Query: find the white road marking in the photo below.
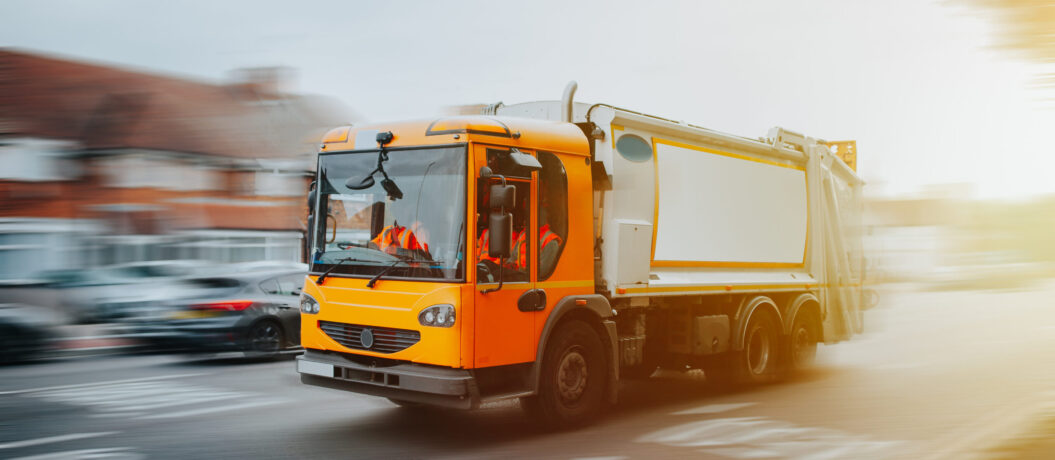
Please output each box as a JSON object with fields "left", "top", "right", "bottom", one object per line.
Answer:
{"left": 672, "top": 402, "right": 757, "bottom": 415}
{"left": 115, "top": 391, "right": 250, "bottom": 412}
{"left": 0, "top": 373, "right": 206, "bottom": 396}
{"left": 0, "top": 432, "right": 119, "bottom": 450}
{"left": 638, "top": 417, "right": 771, "bottom": 446}
{"left": 136, "top": 398, "right": 286, "bottom": 420}
{"left": 23, "top": 377, "right": 287, "bottom": 421}
{"left": 638, "top": 417, "right": 900, "bottom": 459}
{"left": 10, "top": 447, "right": 143, "bottom": 460}
{"left": 699, "top": 446, "right": 779, "bottom": 458}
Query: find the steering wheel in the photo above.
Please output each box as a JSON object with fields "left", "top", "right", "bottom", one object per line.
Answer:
{"left": 476, "top": 260, "right": 501, "bottom": 283}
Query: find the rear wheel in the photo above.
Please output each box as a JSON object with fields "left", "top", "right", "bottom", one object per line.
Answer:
{"left": 248, "top": 320, "right": 283, "bottom": 353}
{"left": 522, "top": 320, "right": 609, "bottom": 427}
{"left": 705, "top": 310, "right": 781, "bottom": 386}
{"left": 786, "top": 310, "right": 818, "bottom": 374}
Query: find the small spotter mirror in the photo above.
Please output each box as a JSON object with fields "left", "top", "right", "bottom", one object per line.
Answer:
{"left": 346, "top": 175, "right": 376, "bottom": 190}
{"left": 507, "top": 148, "right": 542, "bottom": 171}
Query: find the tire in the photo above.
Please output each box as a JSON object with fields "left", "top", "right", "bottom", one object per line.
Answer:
{"left": 705, "top": 310, "right": 781, "bottom": 386}
{"left": 785, "top": 310, "right": 818, "bottom": 374}
{"left": 521, "top": 319, "right": 609, "bottom": 428}
{"left": 247, "top": 320, "right": 284, "bottom": 353}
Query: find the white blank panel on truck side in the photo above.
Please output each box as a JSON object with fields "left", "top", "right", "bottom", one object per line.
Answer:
{"left": 652, "top": 140, "right": 808, "bottom": 267}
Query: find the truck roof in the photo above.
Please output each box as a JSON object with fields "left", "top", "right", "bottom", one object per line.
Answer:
{"left": 318, "top": 116, "right": 589, "bottom": 155}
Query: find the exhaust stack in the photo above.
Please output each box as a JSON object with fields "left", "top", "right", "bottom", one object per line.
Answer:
{"left": 561, "top": 81, "right": 578, "bottom": 123}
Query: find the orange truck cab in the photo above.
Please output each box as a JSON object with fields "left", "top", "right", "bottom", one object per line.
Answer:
{"left": 296, "top": 114, "right": 619, "bottom": 425}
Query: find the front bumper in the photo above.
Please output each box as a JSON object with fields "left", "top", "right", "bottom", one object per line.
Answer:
{"left": 297, "top": 349, "right": 477, "bottom": 409}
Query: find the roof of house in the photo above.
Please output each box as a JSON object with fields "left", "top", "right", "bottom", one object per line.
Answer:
{"left": 0, "top": 49, "right": 352, "bottom": 160}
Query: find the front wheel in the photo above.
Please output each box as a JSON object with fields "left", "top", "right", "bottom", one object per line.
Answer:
{"left": 522, "top": 320, "right": 609, "bottom": 428}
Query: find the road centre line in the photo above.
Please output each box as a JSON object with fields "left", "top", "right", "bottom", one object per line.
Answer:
{"left": 0, "top": 432, "right": 119, "bottom": 450}
{"left": 0, "top": 373, "right": 206, "bottom": 396}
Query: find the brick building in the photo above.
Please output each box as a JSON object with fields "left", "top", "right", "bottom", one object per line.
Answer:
{"left": 0, "top": 49, "right": 352, "bottom": 281}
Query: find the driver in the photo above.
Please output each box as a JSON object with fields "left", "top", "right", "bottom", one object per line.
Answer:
{"left": 371, "top": 221, "right": 429, "bottom": 257}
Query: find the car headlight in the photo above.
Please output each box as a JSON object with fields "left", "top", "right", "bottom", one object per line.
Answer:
{"left": 300, "top": 293, "right": 320, "bottom": 314}
{"left": 418, "top": 304, "right": 455, "bottom": 328}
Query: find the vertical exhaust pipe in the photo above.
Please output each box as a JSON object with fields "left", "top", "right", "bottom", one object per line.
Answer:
{"left": 561, "top": 81, "right": 578, "bottom": 123}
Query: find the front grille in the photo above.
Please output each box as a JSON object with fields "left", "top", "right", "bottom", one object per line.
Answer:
{"left": 319, "top": 321, "right": 420, "bottom": 354}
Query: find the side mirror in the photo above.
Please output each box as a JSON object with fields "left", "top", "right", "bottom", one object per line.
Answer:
{"left": 307, "top": 181, "right": 317, "bottom": 212}
{"left": 488, "top": 212, "right": 512, "bottom": 259}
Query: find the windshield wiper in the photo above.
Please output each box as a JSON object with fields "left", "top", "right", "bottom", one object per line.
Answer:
{"left": 316, "top": 257, "right": 372, "bottom": 285}
{"left": 366, "top": 257, "right": 438, "bottom": 288}
{"left": 366, "top": 260, "right": 402, "bottom": 289}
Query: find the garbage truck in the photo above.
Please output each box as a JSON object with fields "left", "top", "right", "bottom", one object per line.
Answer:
{"left": 296, "top": 82, "right": 866, "bottom": 426}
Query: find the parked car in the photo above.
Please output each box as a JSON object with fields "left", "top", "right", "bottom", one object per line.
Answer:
{"left": 11, "top": 261, "right": 221, "bottom": 324}
{"left": 128, "top": 269, "right": 306, "bottom": 355}
{"left": 0, "top": 303, "right": 59, "bottom": 364}
{"left": 1, "top": 269, "right": 127, "bottom": 324}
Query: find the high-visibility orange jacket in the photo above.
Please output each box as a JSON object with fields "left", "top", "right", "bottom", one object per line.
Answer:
{"left": 477, "top": 228, "right": 502, "bottom": 264}
{"left": 371, "top": 225, "right": 429, "bottom": 255}
{"left": 508, "top": 224, "right": 562, "bottom": 271}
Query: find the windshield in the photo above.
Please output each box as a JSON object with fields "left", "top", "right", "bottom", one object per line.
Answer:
{"left": 311, "top": 145, "right": 467, "bottom": 282}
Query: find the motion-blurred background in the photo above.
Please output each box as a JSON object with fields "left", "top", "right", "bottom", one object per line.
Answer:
{"left": 5, "top": 0, "right": 1055, "bottom": 346}
{"left": 3, "top": 1, "right": 1055, "bottom": 458}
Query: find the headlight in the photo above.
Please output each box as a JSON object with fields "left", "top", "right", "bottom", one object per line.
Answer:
{"left": 419, "top": 304, "right": 455, "bottom": 328}
{"left": 300, "top": 293, "right": 320, "bottom": 314}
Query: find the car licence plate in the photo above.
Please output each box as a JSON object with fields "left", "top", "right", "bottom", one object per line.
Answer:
{"left": 168, "top": 310, "right": 222, "bottom": 320}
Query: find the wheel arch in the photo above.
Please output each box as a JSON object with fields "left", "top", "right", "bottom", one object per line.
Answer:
{"left": 732, "top": 295, "right": 781, "bottom": 351}
{"left": 530, "top": 294, "right": 619, "bottom": 404}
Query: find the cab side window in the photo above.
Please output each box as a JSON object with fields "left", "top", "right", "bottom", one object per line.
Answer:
{"left": 537, "top": 152, "right": 568, "bottom": 280}
{"left": 476, "top": 149, "right": 531, "bottom": 283}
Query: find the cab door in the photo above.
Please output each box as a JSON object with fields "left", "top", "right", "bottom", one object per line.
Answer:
{"left": 473, "top": 145, "right": 537, "bottom": 368}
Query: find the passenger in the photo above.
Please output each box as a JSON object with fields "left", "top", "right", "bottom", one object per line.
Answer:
{"left": 507, "top": 224, "right": 562, "bottom": 272}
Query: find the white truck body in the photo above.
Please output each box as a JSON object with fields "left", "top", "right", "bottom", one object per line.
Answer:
{"left": 496, "top": 101, "right": 865, "bottom": 342}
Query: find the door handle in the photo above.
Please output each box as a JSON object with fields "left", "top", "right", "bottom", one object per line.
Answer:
{"left": 517, "top": 289, "right": 547, "bottom": 312}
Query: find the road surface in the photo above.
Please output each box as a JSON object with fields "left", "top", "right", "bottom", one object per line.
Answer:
{"left": 2, "top": 283, "right": 1054, "bottom": 459}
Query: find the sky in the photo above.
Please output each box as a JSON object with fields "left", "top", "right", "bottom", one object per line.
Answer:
{"left": 2, "top": 0, "right": 1054, "bottom": 199}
